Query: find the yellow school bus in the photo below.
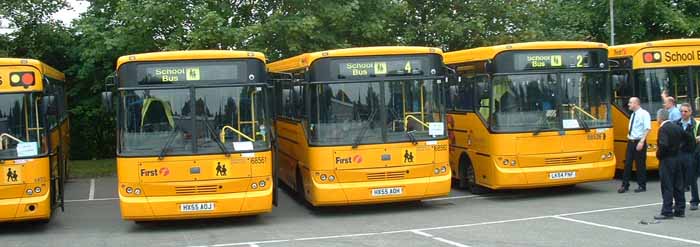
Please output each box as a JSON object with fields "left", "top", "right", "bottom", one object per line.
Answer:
{"left": 108, "top": 51, "right": 273, "bottom": 221}
{"left": 0, "top": 58, "right": 70, "bottom": 222}
{"left": 268, "top": 47, "right": 451, "bottom": 206}
{"left": 444, "top": 42, "right": 616, "bottom": 193}
{"left": 610, "top": 39, "right": 700, "bottom": 171}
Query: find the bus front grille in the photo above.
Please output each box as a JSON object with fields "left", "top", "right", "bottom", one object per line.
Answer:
{"left": 367, "top": 171, "right": 406, "bottom": 180}
{"left": 175, "top": 185, "right": 219, "bottom": 194}
{"left": 544, "top": 157, "right": 579, "bottom": 165}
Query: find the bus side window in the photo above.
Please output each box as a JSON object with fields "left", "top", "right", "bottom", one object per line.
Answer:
{"left": 281, "top": 83, "right": 295, "bottom": 118}
{"left": 454, "top": 76, "right": 474, "bottom": 111}
{"left": 293, "top": 85, "right": 305, "bottom": 119}
{"left": 611, "top": 70, "right": 632, "bottom": 115}
{"left": 474, "top": 75, "right": 490, "bottom": 122}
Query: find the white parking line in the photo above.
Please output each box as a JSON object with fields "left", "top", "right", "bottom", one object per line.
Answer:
{"left": 190, "top": 202, "right": 663, "bottom": 247}
{"left": 553, "top": 216, "right": 700, "bottom": 245}
{"left": 210, "top": 240, "right": 289, "bottom": 247}
{"left": 65, "top": 197, "right": 118, "bottom": 203}
{"left": 411, "top": 230, "right": 471, "bottom": 247}
{"left": 89, "top": 178, "right": 95, "bottom": 200}
{"left": 410, "top": 230, "right": 433, "bottom": 237}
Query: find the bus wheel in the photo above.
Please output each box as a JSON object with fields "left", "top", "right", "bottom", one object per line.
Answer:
{"left": 295, "top": 169, "right": 307, "bottom": 202}
{"left": 461, "top": 158, "right": 488, "bottom": 195}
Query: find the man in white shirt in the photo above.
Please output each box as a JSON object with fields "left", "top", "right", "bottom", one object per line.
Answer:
{"left": 619, "top": 97, "right": 652, "bottom": 193}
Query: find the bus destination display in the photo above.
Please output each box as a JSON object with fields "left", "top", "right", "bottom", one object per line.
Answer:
{"left": 506, "top": 50, "right": 605, "bottom": 71}
{"left": 337, "top": 58, "right": 423, "bottom": 79}
{"left": 135, "top": 61, "right": 240, "bottom": 84}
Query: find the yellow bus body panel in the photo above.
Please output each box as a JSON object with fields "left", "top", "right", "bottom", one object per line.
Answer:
{"left": 275, "top": 120, "right": 451, "bottom": 207}
{"left": 447, "top": 112, "right": 615, "bottom": 189}
{"left": 0, "top": 157, "right": 52, "bottom": 222}
{"left": 117, "top": 151, "right": 273, "bottom": 221}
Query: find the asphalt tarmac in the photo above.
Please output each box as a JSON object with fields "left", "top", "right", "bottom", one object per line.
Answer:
{"left": 1, "top": 175, "right": 699, "bottom": 247}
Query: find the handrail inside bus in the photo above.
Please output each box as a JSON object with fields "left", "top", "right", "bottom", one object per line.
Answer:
{"left": 220, "top": 126, "right": 255, "bottom": 143}
{"left": 404, "top": 115, "right": 429, "bottom": 130}
{"left": 563, "top": 104, "right": 598, "bottom": 120}
{"left": 0, "top": 133, "right": 23, "bottom": 150}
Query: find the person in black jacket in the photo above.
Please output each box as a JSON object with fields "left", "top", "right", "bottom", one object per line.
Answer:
{"left": 655, "top": 108, "right": 686, "bottom": 219}
{"left": 677, "top": 103, "right": 700, "bottom": 211}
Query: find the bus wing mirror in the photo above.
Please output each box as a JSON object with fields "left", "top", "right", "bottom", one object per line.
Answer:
{"left": 102, "top": 91, "right": 113, "bottom": 113}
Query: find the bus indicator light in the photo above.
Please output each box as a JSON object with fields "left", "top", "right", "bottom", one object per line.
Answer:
{"left": 21, "top": 73, "right": 34, "bottom": 85}
{"left": 9, "top": 72, "right": 34, "bottom": 87}
{"left": 643, "top": 52, "right": 661, "bottom": 63}
{"left": 10, "top": 74, "right": 20, "bottom": 84}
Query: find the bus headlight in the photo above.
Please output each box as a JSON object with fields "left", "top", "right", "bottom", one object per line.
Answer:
{"left": 34, "top": 187, "right": 42, "bottom": 194}
{"left": 134, "top": 188, "right": 142, "bottom": 195}
{"left": 602, "top": 152, "right": 614, "bottom": 160}
{"left": 502, "top": 159, "right": 509, "bottom": 165}
{"left": 434, "top": 168, "right": 440, "bottom": 174}
{"left": 125, "top": 187, "right": 133, "bottom": 194}
{"left": 440, "top": 166, "right": 447, "bottom": 173}
{"left": 328, "top": 175, "right": 335, "bottom": 182}
{"left": 510, "top": 160, "right": 517, "bottom": 166}
{"left": 26, "top": 189, "right": 33, "bottom": 195}
{"left": 320, "top": 174, "right": 327, "bottom": 181}
{"left": 251, "top": 183, "right": 258, "bottom": 189}
{"left": 259, "top": 180, "right": 266, "bottom": 188}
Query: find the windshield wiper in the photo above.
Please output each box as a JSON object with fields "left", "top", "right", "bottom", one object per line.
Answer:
{"left": 201, "top": 115, "right": 230, "bottom": 156}
{"left": 352, "top": 108, "right": 379, "bottom": 149}
{"left": 158, "top": 127, "right": 180, "bottom": 160}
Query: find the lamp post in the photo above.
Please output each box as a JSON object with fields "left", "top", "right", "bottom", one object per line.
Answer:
{"left": 610, "top": 0, "right": 615, "bottom": 45}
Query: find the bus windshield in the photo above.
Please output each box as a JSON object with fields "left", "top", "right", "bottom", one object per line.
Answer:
{"left": 0, "top": 93, "right": 45, "bottom": 159}
{"left": 635, "top": 67, "right": 692, "bottom": 118}
{"left": 308, "top": 79, "right": 444, "bottom": 145}
{"left": 119, "top": 86, "right": 269, "bottom": 156}
{"left": 491, "top": 72, "right": 610, "bottom": 132}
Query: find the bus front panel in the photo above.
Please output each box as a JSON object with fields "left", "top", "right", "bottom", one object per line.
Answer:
{"left": 0, "top": 157, "right": 52, "bottom": 222}
{"left": 117, "top": 152, "right": 273, "bottom": 220}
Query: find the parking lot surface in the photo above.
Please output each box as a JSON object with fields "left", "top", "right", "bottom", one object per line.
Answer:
{"left": 1, "top": 175, "right": 699, "bottom": 247}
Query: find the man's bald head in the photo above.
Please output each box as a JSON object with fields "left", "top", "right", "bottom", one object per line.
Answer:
{"left": 664, "top": 97, "right": 676, "bottom": 110}
{"left": 628, "top": 97, "right": 641, "bottom": 111}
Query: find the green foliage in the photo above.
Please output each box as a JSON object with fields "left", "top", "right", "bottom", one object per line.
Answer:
{"left": 1, "top": 0, "right": 699, "bottom": 159}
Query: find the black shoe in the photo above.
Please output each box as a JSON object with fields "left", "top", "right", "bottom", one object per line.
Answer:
{"left": 654, "top": 214, "right": 673, "bottom": 220}
{"left": 690, "top": 204, "right": 698, "bottom": 211}
{"left": 674, "top": 212, "right": 685, "bottom": 218}
{"left": 634, "top": 187, "right": 646, "bottom": 193}
{"left": 617, "top": 187, "right": 628, "bottom": 193}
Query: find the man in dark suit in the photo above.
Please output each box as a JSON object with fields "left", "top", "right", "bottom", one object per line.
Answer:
{"left": 655, "top": 108, "right": 686, "bottom": 220}
{"left": 675, "top": 103, "right": 699, "bottom": 210}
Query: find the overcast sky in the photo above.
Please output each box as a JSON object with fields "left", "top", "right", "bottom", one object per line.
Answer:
{"left": 53, "top": 0, "right": 89, "bottom": 26}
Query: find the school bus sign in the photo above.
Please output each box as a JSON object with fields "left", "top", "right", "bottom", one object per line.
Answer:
{"left": 633, "top": 46, "right": 700, "bottom": 68}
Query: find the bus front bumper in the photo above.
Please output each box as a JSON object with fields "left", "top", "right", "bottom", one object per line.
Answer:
{"left": 486, "top": 159, "right": 616, "bottom": 190}
{"left": 307, "top": 173, "right": 451, "bottom": 206}
{"left": 0, "top": 193, "right": 51, "bottom": 222}
{"left": 119, "top": 187, "right": 273, "bottom": 221}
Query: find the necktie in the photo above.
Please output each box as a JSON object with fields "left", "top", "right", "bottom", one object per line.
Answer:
{"left": 628, "top": 112, "right": 636, "bottom": 135}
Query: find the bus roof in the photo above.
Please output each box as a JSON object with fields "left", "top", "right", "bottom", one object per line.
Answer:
{"left": 0, "top": 58, "right": 65, "bottom": 81}
{"left": 116, "top": 50, "right": 267, "bottom": 70}
{"left": 444, "top": 41, "right": 608, "bottom": 65}
{"left": 268, "top": 46, "right": 443, "bottom": 73}
{"left": 609, "top": 38, "right": 700, "bottom": 58}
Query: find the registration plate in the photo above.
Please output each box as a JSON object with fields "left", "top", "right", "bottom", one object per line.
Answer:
{"left": 549, "top": 171, "right": 576, "bottom": 180}
{"left": 180, "top": 202, "right": 215, "bottom": 212}
{"left": 371, "top": 187, "right": 403, "bottom": 197}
